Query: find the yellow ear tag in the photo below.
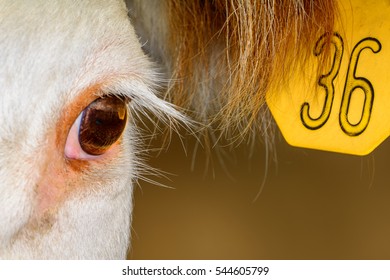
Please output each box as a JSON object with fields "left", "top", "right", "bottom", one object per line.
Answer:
{"left": 266, "top": 0, "right": 390, "bottom": 155}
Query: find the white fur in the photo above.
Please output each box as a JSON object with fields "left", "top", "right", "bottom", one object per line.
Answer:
{"left": 0, "top": 0, "right": 182, "bottom": 259}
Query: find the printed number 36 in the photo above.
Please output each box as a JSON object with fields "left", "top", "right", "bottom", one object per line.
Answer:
{"left": 300, "top": 33, "right": 382, "bottom": 136}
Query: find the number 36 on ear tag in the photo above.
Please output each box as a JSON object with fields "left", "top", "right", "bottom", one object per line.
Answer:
{"left": 266, "top": 0, "right": 390, "bottom": 155}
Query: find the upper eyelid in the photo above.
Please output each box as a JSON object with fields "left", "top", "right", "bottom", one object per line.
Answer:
{"left": 90, "top": 79, "right": 147, "bottom": 103}
{"left": 93, "top": 88, "right": 131, "bottom": 100}
{"left": 74, "top": 77, "right": 188, "bottom": 126}
{"left": 70, "top": 81, "right": 135, "bottom": 113}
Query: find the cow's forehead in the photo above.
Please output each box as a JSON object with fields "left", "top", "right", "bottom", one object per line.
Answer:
{"left": 0, "top": 0, "right": 146, "bottom": 141}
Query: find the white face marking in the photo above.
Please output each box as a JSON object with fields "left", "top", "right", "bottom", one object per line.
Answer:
{"left": 0, "top": 0, "right": 178, "bottom": 259}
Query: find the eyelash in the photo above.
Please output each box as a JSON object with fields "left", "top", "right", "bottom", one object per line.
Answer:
{"left": 64, "top": 96, "right": 129, "bottom": 160}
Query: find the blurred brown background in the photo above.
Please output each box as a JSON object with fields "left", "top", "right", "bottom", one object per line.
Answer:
{"left": 128, "top": 127, "right": 390, "bottom": 259}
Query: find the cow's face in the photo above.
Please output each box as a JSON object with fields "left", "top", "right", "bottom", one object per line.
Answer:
{"left": 0, "top": 0, "right": 179, "bottom": 259}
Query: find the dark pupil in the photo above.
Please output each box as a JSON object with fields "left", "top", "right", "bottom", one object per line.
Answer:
{"left": 78, "top": 96, "right": 128, "bottom": 155}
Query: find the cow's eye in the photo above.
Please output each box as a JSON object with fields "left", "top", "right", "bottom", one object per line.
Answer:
{"left": 65, "top": 96, "right": 129, "bottom": 159}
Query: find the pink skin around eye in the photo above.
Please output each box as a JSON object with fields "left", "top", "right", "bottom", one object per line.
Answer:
{"left": 64, "top": 112, "right": 100, "bottom": 160}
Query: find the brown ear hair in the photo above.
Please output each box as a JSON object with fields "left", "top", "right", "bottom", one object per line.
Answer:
{"left": 130, "top": 0, "right": 338, "bottom": 139}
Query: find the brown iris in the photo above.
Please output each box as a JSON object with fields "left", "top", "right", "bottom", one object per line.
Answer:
{"left": 78, "top": 96, "right": 128, "bottom": 156}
